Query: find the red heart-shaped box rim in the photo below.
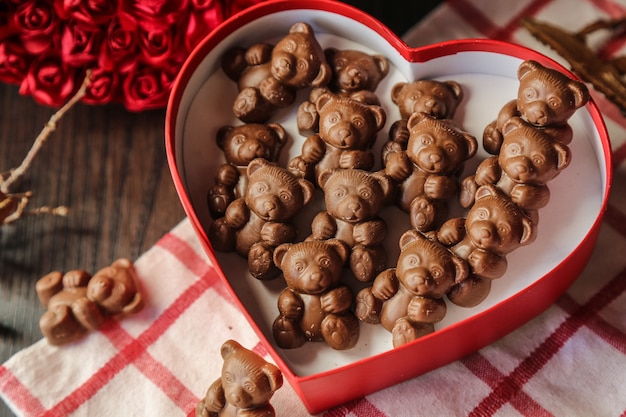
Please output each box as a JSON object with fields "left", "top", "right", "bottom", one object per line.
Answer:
{"left": 165, "top": 0, "right": 613, "bottom": 413}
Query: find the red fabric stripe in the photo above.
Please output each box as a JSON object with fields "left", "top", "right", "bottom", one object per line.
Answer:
{"left": 447, "top": 0, "right": 500, "bottom": 38}
{"left": 461, "top": 354, "right": 552, "bottom": 416}
{"left": 322, "top": 397, "right": 387, "bottom": 417}
{"left": 0, "top": 365, "right": 47, "bottom": 416}
{"left": 469, "top": 265, "right": 626, "bottom": 416}
{"left": 496, "top": 0, "right": 554, "bottom": 41}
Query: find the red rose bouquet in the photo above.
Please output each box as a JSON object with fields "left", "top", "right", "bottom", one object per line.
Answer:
{"left": 0, "top": 0, "right": 266, "bottom": 111}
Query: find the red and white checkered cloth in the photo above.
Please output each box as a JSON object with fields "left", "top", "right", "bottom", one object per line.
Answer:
{"left": 2, "top": 0, "right": 626, "bottom": 415}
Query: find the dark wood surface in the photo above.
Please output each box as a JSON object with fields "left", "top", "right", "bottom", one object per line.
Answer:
{"left": 0, "top": 2, "right": 440, "bottom": 415}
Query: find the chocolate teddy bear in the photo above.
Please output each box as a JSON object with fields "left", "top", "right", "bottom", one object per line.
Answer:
{"left": 432, "top": 185, "right": 536, "bottom": 307}
{"left": 355, "top": 229, "right": 469, "bottom": 347}
{"left": 36, "top": 258, "right": 143, "bottom": 345}
{"left": 272, "top": 239, "right": 359, "bottom": 350}
{"left": 384, "top": 112, "right": 477, "bottom": 232}
{"left": 459, "top": 117, "right": 572, "bottom": 216}
{"left": 288, "top": 92, "right": 386, "bottom": 184}
{"left": 309, "top": 168, "right": 393, "bottom": 282}
{"left": 221, "top": 22, "right": 331, "bottom": 123}
{"left": 208, "top": 123, "right": 287, "bottom": 219}
{"left": 196, "top": 339, "right": 283, "bottom": 417}
{"left": 297, "top": 48, "right": 389, "bottom": 135}
{"left": 382, "top": 79, "right": 464, "bottom": 161}
{"left": 482, "top": 59, "right": 589, "bottom": 155}
{"left": 208, "top": 158, "right": 315, "bottom": 280}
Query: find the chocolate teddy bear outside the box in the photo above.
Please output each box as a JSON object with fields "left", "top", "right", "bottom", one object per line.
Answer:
{"left": 221, "top": 22, "right": 332, "bottom": 123}
{"left": 196, "top": 340, "right": 283, "bottom": 417}
{"left": 297, "top": 48, "right": 390, "bottom": 135}
{"left": 208, "top": 123, "right": 288, "bottom": 219}
{"left": 355, "top": 229, "right": 469, "bottom": 348}
{"left": 459, "top": 116, "right": 572, "bottom": 217}
{"left": 432, "top": 185, "right": 536, "bottom": 308}
{"left": 288, "top": 92, "right": 386, "bottom": 184}
{"left": 482, "top": 59, "right": 589, "bottom": 155}
{"left": 309, "top": 168, "right": 393, "bottom": 282}
{"left": 208, "top": 158, "right": 315, "bottom": 280}
{"left": 384, "top": 112, "right": 478, "bottom": 232}
{"left": 36, "top": 258, "right": 144, "bottom": 345}
{"left": 382, "top": 79, "right": 464, "bottom": 162}
{"left": 272, "top": 239, "right": 360, "bottom": 350}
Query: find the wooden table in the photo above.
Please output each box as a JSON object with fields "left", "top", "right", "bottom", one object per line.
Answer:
{"left": 0, "top": 2, "right": 439, "bottom": 415}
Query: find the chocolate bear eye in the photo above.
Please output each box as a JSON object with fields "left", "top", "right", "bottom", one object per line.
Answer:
{"left": 524, "top": 87, "right": 537, "bottom": 100}
{"left": 284, "top": 39, "right": 296, "bottom": 52}
{"left": 334, "top": 187, "right": 346, "bottom": 198}
{"left": 328, "top": 111, "right": 341, "bottom": 124}
{"left": 233, "top": 134, "right": 245, "bottom": 144}
{"left": 476, "top": 208, "right": 489, "bottom": 219}
{"left": 420, "top": 135, "right": 433, "bottom": 146}
{"left": 532, "top": 153, "right": 546, "bottom": 166}
{"left": 296, "top": 58, "right": 308, "bottom": 71}
{"left": 294, "top": 261, "right": 305, "bottom": 272}
{"left": 506, "top": 143, "right": 521, "bottom": 155}
{"left": 243, "top": 381, "right": 256, "bottom": 392}
{"left": 445, "top": 142, "right": 458, "bottom": 154}
{"left": 498, "top": 222, "right": 511, "bottom": 236}
{"left": 359, "top": 187, "right": 372, "bottom": 199}
{"left": 430, "top": 266, "right": 443, "bottom": 279}
{"left": 279, "top": 191, "right": 291, "bottom": 201}
{"left": 319, "top": 256, "right": 331, "bottom": 268}
{"left": 351, "top": 116, "right": 365, "bottom": 128}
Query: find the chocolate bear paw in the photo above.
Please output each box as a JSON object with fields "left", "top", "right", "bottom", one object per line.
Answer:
{"left": 321, "top": 314, "right": 359, "bottom": 350}
{"left": 233, "top": 88, "right": 273, "bottom": 123}
{"left": 354, "top": 287, "right": 382, "bottom": 324}
{"left": 482, "top": 121, "right": 503, "bottom": 155}
{"left": 350, "top": 247, "right": 376, "bottom": 282}
{"left": 248, "top": 243, "right": 280, "bottom": 280}
{"left": 207, "top": 185, "right": 233, "bottom": 219}
{"left": 459, "top": 176, "right": 478, "bottom": 209}
{"left": 391, "top": 317, "right": 434, "bottom": 348}
{"left": 272, "top": 317, "right": 305, "bottom": 349}
{"left": 296, "top": 101, "right": 319, "bottom": 135}
{"left": 409, "top": 197, "right": 436, "bottom": 232}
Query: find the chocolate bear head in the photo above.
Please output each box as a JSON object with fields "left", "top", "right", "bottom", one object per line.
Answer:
{"left": 405, "top": 112, "right": 478, "bottom": 175}
{"left": 216, "top": 123, "right": 287, "bottom": 166}
{"left": 516, "top": 60, "right": 589, "bottom": 127}
{"left": 219, "top": 339, "right": 283, "bottom": 411}
{"left": 271, "top": 22, "right": 331, "bottom": 88}
{"left": 499, "top": 117, "right": 571, "bottom": 186}
{"left": 318, "top": 168, "right": 393, "bottom": 223}
{"left": 274, "top": 239, "right": 349, "bottom": 295}
{"left": 244, "top": 158, "right": 315, "bottom": 221}
{"left": 466, "top": 185, "right": 536, "bottom": 255}
{"left": 396, "top": 230, "right": 469, "bottom": 298}
{"left": 86, "top": 258, "right": 143, "bottom": 316}
{"left": 391, "top": 79, "right": 464, "bottom": 120}
{"left": 325, "top": 47, "right": 389, "bottom": 94}
{"left": 316, "top": 93, "right": 386, "bottom": 149}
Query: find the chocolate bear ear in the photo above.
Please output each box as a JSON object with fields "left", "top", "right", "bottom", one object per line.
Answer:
{"left": 373, "top": 54, "right": 390, "bottom": 77}
{"left": 289, "top": 21, "right": 313, "bottom": 35}
{"left": 246, "top": 158, "right": 270, "bottom": 176}
{"left": 567, "top": 79, "right": 590, "bottom": 109}
{"left": 398, "top": 229, "right": 423, "bottom": 250}
{"left": 452, "top": 255, "right": 470, "bottom": 284}
{"left": 519, "top": 215, "right": 536, "bottom": 247}
{"left": 273, "top": 243, "right": 293, "bottom": 269}
{"left": 122, "top": 293, "right": 144, "bottom": 315}
{"left": 517, "top": 59, "right": 541, "bottom": 80}
{"left": 406, "top": 111, "right": 430, "bottom": 130}
{"left": 216, "top": 125, "right": 234, "bottom": 151}
{"left": 554, "top": 142, "right": 572, "bottom": 171}
{"left": 327, "top": 239, "right": 350, "bottom": 263}
{"left": 368, "top": 104, "right": 387, "bottom": 131}
{"left": 501, "top": 116, "right": 526, "bottom": 136}
{"left": 262, "top": 362, "right": 283, "bottom": 392}
{"left": 298, "top": 178, "right": 315, "bottom": 206}
{"left": 220, "top": 339, "right": 242, "bottom": 358}
{"left": 390, "top": 82, "right": 408, "bottom": 105}
{"left": 317, "top": 168, "right": 337, "bottom": 189}
{"left": 445, "top": 80, "right": 464, "bottom": 102}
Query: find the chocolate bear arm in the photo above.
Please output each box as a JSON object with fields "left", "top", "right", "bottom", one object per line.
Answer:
{"left": 371, "top": 268, "right": 399, "bottom": 300}
{"left": 407, "top": 297, "right": 447, "bottom": 324}
{"left": 260, "top": 222, "right": 297, "bottom": 246}
{"left": 510, "top": 183, "right": 551, "bottom": 210}
{"left": 474, "top": 156, "right": 502, "bottom": 186}
{"left": 214, "top": 164, "right": 240, "bottom": 187}
{"left": 223, "top": 198, "right": 250, "bottom": 229}
{"left": 384, "top": 149, "right": 412, "bottom": 182}
{"left": 310, "top": 211, "right": 337, "bottom": 240}
{"left": 321, "top": 286, "right": 353, "bottom": 314}
{"left": 435, "top": 217, "right": 466, "bottom": 246}
{"left": 244, "top": 43, "right": 273, "bottom": 65}
{"left": 203, "top": 378, "right": 226, "bottom": 413}
{"left": 468, "top": 249, "right": 508, "bottom": 280}
{"left": 277, "top": 288, "right": 304, "bottom": 319}
{"left": 388, "top": 119, "right": 410, "bottom": 147}
{"left": 447, "top": 275, "right": 492, "bottom": 308}
{"left": 300, "top": 134, "right": 326, "bottom": 164}
{"left": 496, "top": 99, "right": 520, "bottom": 129}
{"left": 423, "top": 174, "right": 458, "bottom": 200}
{"left": 353, "top": 219, "right": 387, "bottom": 245}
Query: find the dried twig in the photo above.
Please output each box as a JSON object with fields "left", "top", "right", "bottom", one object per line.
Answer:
{"left": 0, "top": 70, "right": 92, "bottom": 225}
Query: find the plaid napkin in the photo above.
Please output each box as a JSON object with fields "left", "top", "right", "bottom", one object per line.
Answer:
{"left": 2, "top": 0, "right": 626, "bottom": 416}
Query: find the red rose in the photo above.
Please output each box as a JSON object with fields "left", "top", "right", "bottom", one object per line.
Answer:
{"left": 137, "top": 17, "right": 181, "bottom": 66}
{"left": 14, "top": 1, "right": 59, "bottom": 55}
{"left": 123, "top": 0, "right": 188, "bottom": 25}
{"left": 121, "top": 63, "right": 174, "bottom": 111}
{"left": 61, "top": 19, "right": 104, "bottom": 68}
{"left": 186, "top": 0, "right": 223, "bottom": 51}
{"left": 99, "top": 15, "right": 138, "bottom": 72}
{"left": 53, "top": 0, "right": 118, "bottom": 25}
{"left": 0, "top": 37, "right": 32, "bottom": 84}
{"left": 82, "top": 67, "right": 119, "bottom": 105}
{"left": 19, "top": 52, "right": 80, "bottom": 107}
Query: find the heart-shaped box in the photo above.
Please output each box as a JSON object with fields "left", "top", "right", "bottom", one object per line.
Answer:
{"left": 165, "top": 0, "right": 612, "bottom": 413}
